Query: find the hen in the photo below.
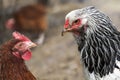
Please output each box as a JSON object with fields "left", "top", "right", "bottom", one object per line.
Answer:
{"left": 6, "top": 4, "right": 47, "bottom": 44}
{"left": 62, "top": 6, "right": 120, "bottom": 80}
{"left": 0, "top": 31, "right": 36, "bottom": 80}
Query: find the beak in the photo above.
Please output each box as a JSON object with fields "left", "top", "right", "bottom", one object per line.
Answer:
{"left": 27, "top": 42, "right": 37, "bottom": 48}
{"left": 61, "top": 28, "right": 73, "bottom": 36}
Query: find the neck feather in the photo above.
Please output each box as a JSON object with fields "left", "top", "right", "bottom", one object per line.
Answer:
{"left": 75, "top": 27, "right": 120, "bottom": 77}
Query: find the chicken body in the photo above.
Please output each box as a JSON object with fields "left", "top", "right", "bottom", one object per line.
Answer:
{"left": 13, "top": 4, "right": 47, "bottom": 32}
{"left": 0, "top": 32, "right": 36, "bottom": 80}
{"left": 6, "top": 4, "right": 48, "bottom": 44}
{"left": 63, "top": 6, "right": 120, "bottom": 80}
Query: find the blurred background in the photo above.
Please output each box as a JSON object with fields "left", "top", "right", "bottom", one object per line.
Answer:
{"left": 0, "top": 0, "right": 120, "bottom": 80}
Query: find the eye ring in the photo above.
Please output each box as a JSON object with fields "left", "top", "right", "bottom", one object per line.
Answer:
{"left": 19, "top": 43, "right": 23, "bottom": 46}
{"left": 74, "top": 20, "right": 79, "bottom": 23}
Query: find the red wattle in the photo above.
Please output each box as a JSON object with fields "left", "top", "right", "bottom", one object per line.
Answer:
{"left": 22, "top": 50, "right": 32, "bottom": 60}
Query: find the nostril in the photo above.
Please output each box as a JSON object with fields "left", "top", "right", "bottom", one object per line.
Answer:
{"left": 12, "top": 48, "right": 18, "bottom": 52}
{"left": 65, "top": 28, "right": 68, "bottom": 29}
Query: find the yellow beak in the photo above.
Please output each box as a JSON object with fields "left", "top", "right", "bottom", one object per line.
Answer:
{"left": 27, "top": 42, "right": 37, "bottom": 48}
{"left": 61, "top": 28, "right": 73, "bottom": 36}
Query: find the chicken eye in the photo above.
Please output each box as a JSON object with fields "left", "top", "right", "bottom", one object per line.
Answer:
{"left": 19, "top": 43, "right": 23, "bottom": 47}
{"left": 72, "top": 19, "right": 80, "bottom": 26}
{"left": 74, "top": 19, "right": 79, "bottom": 24}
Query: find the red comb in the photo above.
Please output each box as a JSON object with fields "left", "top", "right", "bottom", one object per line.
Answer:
{"left": 12, "top": 31, "right": 30, "bottom": 41}
{"left": 64, "top": 18, "right": 69, "bottom": 29}
{"left": 5, "top": 18, "right": 15, "bottom": 30}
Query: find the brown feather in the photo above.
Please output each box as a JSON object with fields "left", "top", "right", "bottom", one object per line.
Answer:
{"left": 13, "top": 4, "right": 47, "bottom": 33}
{"left": 0, "top": 39, "right": 36, "bottom": 80}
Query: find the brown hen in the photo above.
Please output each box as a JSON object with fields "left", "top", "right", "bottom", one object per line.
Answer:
{"left": 6, "top": 4, "right": 48, "bottom": 44}
{"left": 0, "top": 31, "right": 36, "bottom": 80}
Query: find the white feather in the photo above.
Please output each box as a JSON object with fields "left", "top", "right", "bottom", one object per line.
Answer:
{"left": 84, "top": 60, "right": 120, "bottom": 80}
{"left": 81, "top": 18, "right": 88, "bottom": 25}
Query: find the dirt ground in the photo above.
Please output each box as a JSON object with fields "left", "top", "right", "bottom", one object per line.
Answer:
{"left": 26, "top": 0, "right": 120, "bottom": 80}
